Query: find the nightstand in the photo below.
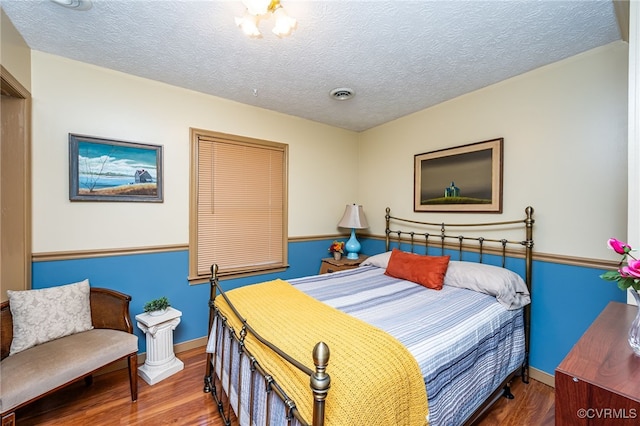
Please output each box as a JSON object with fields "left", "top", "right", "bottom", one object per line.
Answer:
{"left": 555, "top": 302, "right": 640, "bottom": 425}
{"left": 319, "top": 255, "right": 368, "bottom": 274}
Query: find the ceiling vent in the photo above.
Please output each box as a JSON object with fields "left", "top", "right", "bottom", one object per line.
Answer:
{"left": 330, "top": 88, "right": 355, "bottom": 101}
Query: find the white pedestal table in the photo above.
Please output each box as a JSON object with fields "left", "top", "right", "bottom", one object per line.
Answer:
{"left": 135, "top": 307, "right": 184, "bottom": 385}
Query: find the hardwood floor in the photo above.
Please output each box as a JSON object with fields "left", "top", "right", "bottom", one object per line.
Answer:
{"left": 477, "top": 375, "right": 555, "bottom": 426}
{"left": 15, "top": 347, "right": 555, "bottom": 425}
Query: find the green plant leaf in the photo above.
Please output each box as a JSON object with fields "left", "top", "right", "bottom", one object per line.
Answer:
{"left": 143, "top": 296, "right": 170, "bottom": 312}
{"left": 600, "top": 271, "right": 621, "bottom": 281}
{"left": 618, "top": 280, "right": 631, "bottom": 290}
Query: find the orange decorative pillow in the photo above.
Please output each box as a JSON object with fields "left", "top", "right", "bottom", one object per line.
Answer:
{"left": 384, "top": 249, "right": 450, "bottom": 290}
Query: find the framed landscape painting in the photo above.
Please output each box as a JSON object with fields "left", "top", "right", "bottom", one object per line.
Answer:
{"left": 69, "top": 134, "right": 163, "bottom": 202}
{"left": 414, "top": 138, "right": 503, "bottom": 213}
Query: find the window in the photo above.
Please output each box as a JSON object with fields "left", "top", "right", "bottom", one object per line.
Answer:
{"left": 189, "top": 129, "right": 288, "bottom": 281}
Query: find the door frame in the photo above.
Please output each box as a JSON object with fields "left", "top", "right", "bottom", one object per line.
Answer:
{"left": 1, "top": 65, "right": 32, "bottom": 299}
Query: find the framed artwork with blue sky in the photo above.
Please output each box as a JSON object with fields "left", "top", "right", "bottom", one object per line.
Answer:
{"left": 69, "top": 134, "right": 163, "bottom": 202}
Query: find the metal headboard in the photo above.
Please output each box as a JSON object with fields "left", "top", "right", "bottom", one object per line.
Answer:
{"left": 384, "top": 206, "right": 534, "bottom": 384}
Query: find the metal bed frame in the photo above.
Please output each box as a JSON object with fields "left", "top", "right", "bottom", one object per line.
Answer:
{"left": 385, "top": 206, "right": 534, "bottom": 425}
{"left": 204, "top": 206, "right": 535, "bottom": 426}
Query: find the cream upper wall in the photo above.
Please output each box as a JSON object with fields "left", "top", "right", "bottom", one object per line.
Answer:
{"left": 29, "top": 41, "right": 630, "bottom": 258}
{"left": 31, "top": 51, "right": 359, "bottom": 253}
{"left": 359, "top": 41, "right": 629, "bottom": 259}
{"left": 0, "top": 7, "right": 30, "bottom": 91}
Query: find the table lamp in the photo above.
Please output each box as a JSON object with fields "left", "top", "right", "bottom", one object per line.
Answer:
{"left": 337, "top": 204, "right": 369, "bottom": 259}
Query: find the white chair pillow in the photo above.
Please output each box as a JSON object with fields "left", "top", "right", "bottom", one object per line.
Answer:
{"left": 7, "top": 279, "right": 93, "bottom": 355}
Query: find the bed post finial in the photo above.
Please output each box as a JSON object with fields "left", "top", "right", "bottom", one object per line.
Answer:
{"left": 524, "top": 206, "right": 534, "bottom": 250}
{"left": 210, "top": 263, "right": 219, "bottom": 279}
{"left": 525, "top": 206, "right": 534, "bottom": 223}
{"left": 311, "top": 341, "right": 331, "bottom": 426}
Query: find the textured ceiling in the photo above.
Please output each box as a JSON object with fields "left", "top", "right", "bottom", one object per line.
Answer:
{"left": 1, "top": 0, "right": 623, "bottom": 132}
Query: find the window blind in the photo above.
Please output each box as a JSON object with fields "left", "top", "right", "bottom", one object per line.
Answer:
{"left": 190, "top": 130, "right": 287, "bottom": 279}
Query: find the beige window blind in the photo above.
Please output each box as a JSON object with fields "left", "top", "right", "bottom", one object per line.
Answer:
{"left": 190, "top": 129, "right": 288, "bottom": 280}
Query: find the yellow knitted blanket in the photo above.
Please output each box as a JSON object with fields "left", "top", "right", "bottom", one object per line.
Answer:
{"left": 214, "top": 279, "right": 428, "bottom": 426}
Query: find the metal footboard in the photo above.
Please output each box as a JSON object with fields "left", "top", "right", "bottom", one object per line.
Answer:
{"left": 203, "top": 264, "right": 331, "bottom": 426}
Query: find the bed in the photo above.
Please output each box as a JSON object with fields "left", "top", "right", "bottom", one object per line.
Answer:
{"left": 204, "top": 206, "right": 534, "bottom": 426}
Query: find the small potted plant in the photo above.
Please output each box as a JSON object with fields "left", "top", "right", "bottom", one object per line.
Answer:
{"left": 143, "top": 296, "right": 170, "bottom": 316}
{"left": 328, "top": 240, "right": 345, "bottom": 260}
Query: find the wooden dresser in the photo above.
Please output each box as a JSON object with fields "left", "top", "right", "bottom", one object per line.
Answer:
{"left": 555, "top": 302, "right": 640, "bottom": 425}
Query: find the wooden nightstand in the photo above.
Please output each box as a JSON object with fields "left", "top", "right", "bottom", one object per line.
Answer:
{"left": 319, "top": 255, "right": 368, "bottom": 274}
{"left": 555, "top": 302, "right": 640, "bottom": 425}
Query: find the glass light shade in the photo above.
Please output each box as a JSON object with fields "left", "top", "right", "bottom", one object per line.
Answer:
{"left": 235, "top": 13, "right": 261, "bottom": 37}
{"left": 242, "top": 0, "right": 270, "bottom": 16}
{"left": 272, "top": 7, "right": 296, "bottom": 37}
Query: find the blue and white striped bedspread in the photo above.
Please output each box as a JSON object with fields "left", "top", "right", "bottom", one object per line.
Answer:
{"left": 289, "top": 265, "right": 525, "bottom": 426}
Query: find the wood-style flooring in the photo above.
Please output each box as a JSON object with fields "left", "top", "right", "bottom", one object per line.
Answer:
{"left": 14, "top": 347, "right": 555, "bottom": 425}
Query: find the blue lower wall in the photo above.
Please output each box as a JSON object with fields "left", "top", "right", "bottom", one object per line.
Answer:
{"left": 32, "top": 240, "right": 335, "bottom": 354}
{"left": 529, "top": 261, "right": 626, "bottom": 374}
{"left": 32, "top": 238, "right": 627, "bottom": 376}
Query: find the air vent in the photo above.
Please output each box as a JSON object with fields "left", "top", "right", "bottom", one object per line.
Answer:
{"left": 330, "top": 87, "right": 355, "bottom": 101}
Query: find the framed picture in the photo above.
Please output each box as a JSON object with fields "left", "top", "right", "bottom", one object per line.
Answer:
{"left": 414, "top": 138, "right": 503, "bottom": 213}
{"left": 69, "top": 134, "right": 163, "bottom": 202}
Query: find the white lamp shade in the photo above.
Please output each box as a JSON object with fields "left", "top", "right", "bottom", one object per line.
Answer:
{"left": 337, "top": 204, "right": 368, "bottom": 229}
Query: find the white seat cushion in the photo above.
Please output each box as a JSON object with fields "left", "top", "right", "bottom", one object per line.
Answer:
{"left": 0, "top": 328, "right": 138, "bottom": 413}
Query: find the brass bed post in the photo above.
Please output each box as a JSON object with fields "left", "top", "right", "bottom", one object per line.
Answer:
{"left": 522, "top": 206, "right": 535, "bottom": 384}
{"left": 310, "top": 342, "right": 331, "bottom": 426}
{"left": 203, "top": 263, "right": 219, "bottom": 393}
{"left": 385, "top": 207, "right": 391, "bottom": 251}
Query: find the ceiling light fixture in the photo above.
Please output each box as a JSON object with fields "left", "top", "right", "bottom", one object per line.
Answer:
{"left": 50, "top": 0, "right": 93, "bottom": 11}
{"left": 235, "top": 0, "right": 297, "bottom": 38}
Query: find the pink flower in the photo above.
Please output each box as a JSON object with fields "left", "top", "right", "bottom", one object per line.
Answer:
{"left": 602, "top": 238, "right": 640, "bottom": 291}
{"left": 621, "top": 259, "right": 640, "bottom": 278}
{"left": 607, "top": 238, "right": 632, "bottom": 255}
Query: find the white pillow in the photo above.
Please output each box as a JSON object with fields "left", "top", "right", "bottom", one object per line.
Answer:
{"left": 444, "top": 261, "right": 530, "bottom": 310}
{"left": 7, "top": 279, "right": 93, "bottom": 355}
{"left": 359, "top": 251, "right": 392, "bottom": 268}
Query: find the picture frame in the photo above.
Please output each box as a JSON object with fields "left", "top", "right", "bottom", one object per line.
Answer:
{"left": 69, "top": 134, "right": 163, "bottom": 202}
{"left": 414, "top": 138, "right": 503, "bottom": 213}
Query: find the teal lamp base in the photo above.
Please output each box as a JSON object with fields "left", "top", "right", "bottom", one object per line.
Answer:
{"left": 344, "top": 228, "right": 361, "bottom": 260}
